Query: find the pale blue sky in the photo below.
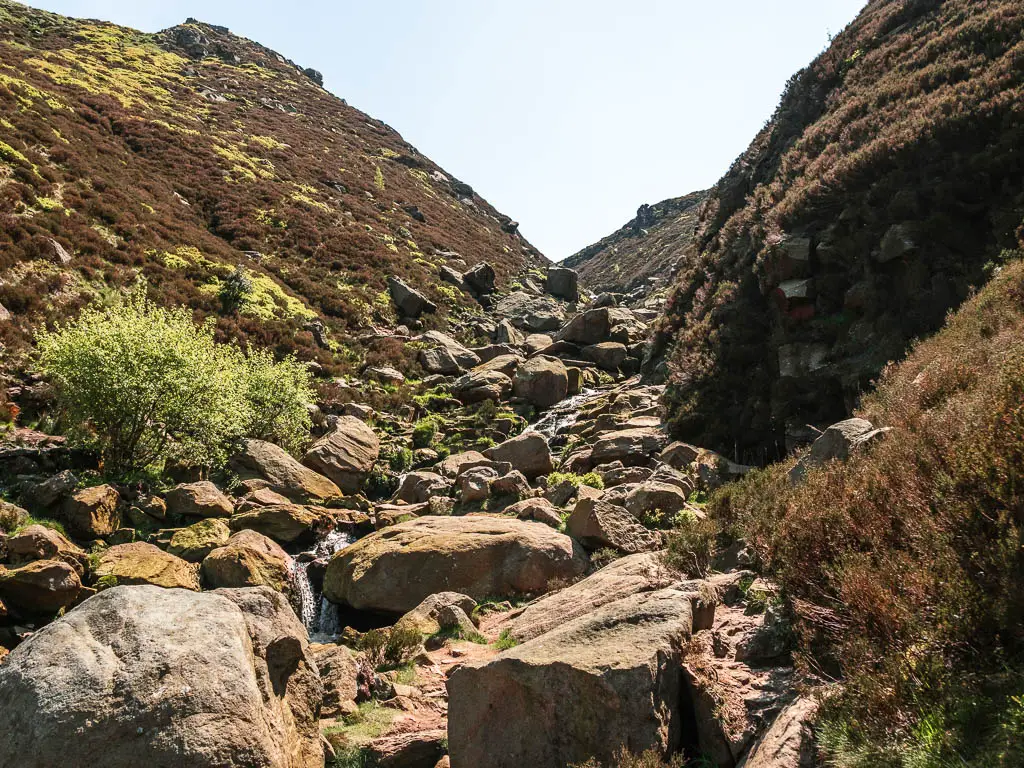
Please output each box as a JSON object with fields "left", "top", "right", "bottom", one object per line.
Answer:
{"left": 21, "top": 1, "right": 865, "bottom": 260}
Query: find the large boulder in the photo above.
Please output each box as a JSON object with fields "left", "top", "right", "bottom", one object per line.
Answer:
{"left": 229, "top": 439, "right": 342, "bottom": 503}
{"left": 5, "top": 524, "right": 87, "bottom": 575}
{"left": 61, "top": 484, "right": 121, "bottom": 539}
{"left": 494, "top": 291, "right": 566, "bottom": 332}
{"left": 165, "top": 481, "right": 233, "bottom": 519}
{"left": 323, "top": 516, "right": 587, "bottom": 614}
{"left": 555, "top": 307, "right": 647, "bottom": 346}
{"left": 201, "top": 530, "right": 293, "bottom": 592}
{"left": 388, "top": 275, "right": 437, "bottom": 317}
{"left": 168, "top": 518, "right": 232, "bottom": 562}
{"left": 0, "top": 500, "right": 27, "bottom": 533}
{"left": 313, "top": 644, "right": 360, "bottom": 718}
{"left": 624, "top": 481, "right": 689, "bottom": 520}
{"left": 418, "top": 331, "right": 481, "bottom": 375}
{"left": 394, "top": 471, "right": 451, "bottom": 504}
{"left": 484, "top": 432, "right": 553, "bottom": 480}
{"left": 463, "top": 262, "right": 496, "bottom": 295}
{"left": 513, "top": 356, "right": 568, "bottom": 409}
{"left": 591, "top": 427, "right": 670, "bottom": 466}
{"left": 95, "top": 542, "right": 200, "bottom": 590}
{"left": 435, "top": 451, "right": 492, "bottom": 479}
{"left": 230, "top": 504, "right": 329, "bottom": 545}
{"left": 789, "top": 417, "right": 890, "bottom": 483}
{"left": 0, "top": 559, "right": 81, "bottom": 613}
{"left": 545, "top": 266, "right": 579, "bottom": 302}
{"left": 566, "top": 497, "right": 662, "bottom": 554}
{"left": 0, "top": 585, "right": 323, "bottom": 767}
{"left": 451, "top": 370, "right": 512, "bottom": 405}
{"left": 583, "top": 342, "right": 628, "bottom": 371}
{"left": 737, "top": 697, "right": 818, "bottom": 768}
{"left": 447, "top": 588, "right": 695, "bottom": 767}
{"left": 394, "top": 591, "right": 478, "bottom": 635}
{"left": 301, "top": 416, "right": 379, "bottom": 493}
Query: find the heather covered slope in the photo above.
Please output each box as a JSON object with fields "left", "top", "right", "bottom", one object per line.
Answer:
{"left": 653, "top": 0, "right": 1024, "bottom": 461}
{"left": 563, "top": 190, "right": 707, "bottom": 296}
{"left": 0, "top": 2, "right": 545, "bottom": 371}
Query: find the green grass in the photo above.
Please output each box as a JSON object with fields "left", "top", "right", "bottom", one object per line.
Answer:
{"left": 494, "top": 629, "right": 519, "bottom": 650}
{"left": 13, "top": 515, "right": 67, "bottom": 536}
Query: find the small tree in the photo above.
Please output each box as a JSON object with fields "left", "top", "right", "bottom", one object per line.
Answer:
{"left": 244, "top": 347, "right": 314, "bottom": 455}
{"left": 219, "top": 265, "right": 253, "bottom": 314}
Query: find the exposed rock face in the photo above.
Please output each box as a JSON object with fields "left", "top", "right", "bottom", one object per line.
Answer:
{"left": 447, "top": 588, "right": 695, "bottom": 767}
{"left": 230, "top": 504, "right": 328, "bottom": 544}
{"left": 4, "top": 524, "right": 87, "bottom": 575}
{"left": 566, "top": 497, "right": 662, "bottom": 554}
{"left": 583, "top": 341, "right": 628, "bottom": 371}
{"left": 506, "top": 497, "right": 562, "bottom": 528}
{"left": 165, "top": 480, "right": 233, "bottom": 518}
{"left": 95, "top": 542, "right": 200, "bottom": 590}
{"left": 201, "top": 530, "right": 293, "bottom": 592}
{"left": 494, "top": 291, "right": 566, "bottom": 332}
{"left": 323, "top": 516, "right": 587, "bottom": 614}
{"left": 591, "top": 427, "right": 670, "bottom": 466}
{"left": 736, "top": 697, "right": 818, "bottom": 768}
{"left": 513, "top": 356, "right": 568, "bottom": 409}
{"left": 0, "top": 585, "right": 323, "bottom": 767}
{"left": 463, "top": 262, "right": 496, "bottom": 295}
{"left": 484, "top": 432, "right": 554, "bottom": 480}
{"left": 451, "top": 370, "right": 512, "bottom": 404}
{"left": 301, "top": 416, "right": 379, "bottom": 493}
{"left": 789, "top": 417, "right": 890, "bottom": 483}
{"left": 388, "top": 276, "right": 437, "bottom": 318}
{"left": 230, "top": 439, "right": 342, "bottom": 503}
{"left": 0, "top": 559, "right": 81, "bottom": 613}
{"left": 418, "top": 331, "right": 481, "bottom": 375}
{"left": 168, "top": 518, "right": 232, "bottom": 562}
{"left": 624, "top": 481, "right": 689, "bottom": 519}
{"left": 61, "top": 484, "right": 121, "bottom": 539}
{"left": 545, "top": 266, "right": 579, "bottom": 302}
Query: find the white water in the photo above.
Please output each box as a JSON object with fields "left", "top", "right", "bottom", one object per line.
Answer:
{"left": 291, "top": 528, "right": 355, "bottom": 642}
{"left": 526, "top": 388, "right": 601, "bottom": 450}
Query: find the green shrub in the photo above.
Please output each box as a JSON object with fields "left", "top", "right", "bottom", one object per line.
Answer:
{"left": 219, "top": 265, "right": 253, "bottom": 314}
{"left": 494, "top": 629, "right": 518, "bottom": 650}
{"left": 411, "top": 417, "right": 439, "bottom": 449}
{"left": 547, "top": 471, "right": 604, "bottom": 490}
{"left": 13, "top": 516, "right": 67, "bottom": 537}
{"left": 357, "top": 625, "right": 423, "bottom": 670}
{"left": 664, "top": 512, "right": 719, "bottom": 577}
{"left": 243, "top": 347, "right": 314, "bottom": 455}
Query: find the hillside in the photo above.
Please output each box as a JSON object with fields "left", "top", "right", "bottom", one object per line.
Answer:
{"left": 563, "top": 190, "right": 707, "bottom": 297}
{"left": 652, "top": 0, "right": 1024, "bottom": 461}
{"left": 0, "top": 1, "right": 545, "bottom": 375}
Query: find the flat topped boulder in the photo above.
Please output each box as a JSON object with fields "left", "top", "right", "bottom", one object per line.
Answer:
{"left": 165, "top": 481, "right": 233, "bottom": 518}
{"left": 513, "top": 356, "right": 568, "bottom": 409}
{"left": 95, "top": 542, "right": 200, "bottom": 590}
{"left": 301, "top": 415, "right": 379, "bottom": 493}
{"left": 555, "top": 306, "right": 647, "bottom": 346}
{"left": 484, "top": 431, "right": 553, "bottom": 480}
{"left": 0, "top": 585, "right": 323, "bottom": 768}
{"left": 322, "top": 515, "right": 587, "bottom": 614}
{"left": 229, "top": 439, "right": 341, "bottom": 503}
{"left": 447, "top": 587, "right": 695, "bottom": 768}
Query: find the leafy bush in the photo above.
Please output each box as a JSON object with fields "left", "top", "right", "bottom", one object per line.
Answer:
{"left": 547, "top": 471, "right": 604, "bottom": 490}
{"left": 357, "top": 625, "right": 423, "bottom": 670}
{"left": 243, "top": 347, "right": 313, "bottom": 455}
{"left": 219, "top": 265, "right": 253, "bottom": 314}
{"left": 494, "top": 629, "right": 518, "bottom": 650}
{"left": 411, "top": 417, "right": 439, "bottom": 449}
{"left": 664, "top": 512, "right": 718, "bottom": 577}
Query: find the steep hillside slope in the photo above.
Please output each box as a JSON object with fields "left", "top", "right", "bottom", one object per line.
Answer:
{"left": 0, "top": 1, "right": 545, "bottom": 372}
{"left": 653, "top": 0, "right": 1024, "bottom": 461}
{"left": 563, "top": 190, "right": 707, "bottom": 296}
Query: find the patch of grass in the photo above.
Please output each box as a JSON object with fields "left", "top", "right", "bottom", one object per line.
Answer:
{"left": 494, "top": 629, "right": 519, "bottom": 650}
{"left": 13, "top": 515, "right": 67, "bottom": 536}
{"left": 357, "top": 625, "right": 422, "bottom": 671}
{"left": 547, "top": 471, "right": 604, "bottom": 490}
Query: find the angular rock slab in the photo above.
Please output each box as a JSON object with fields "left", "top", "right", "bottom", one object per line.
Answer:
{"left": 447, "top": 588, "right": 694, "bottom": 768}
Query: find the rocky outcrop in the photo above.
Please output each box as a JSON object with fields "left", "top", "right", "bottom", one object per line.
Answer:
{"left": 0, "top": 585, "right": 323, "bottom": 767}
{"left": 94, "top": 542, "right": 200, "bottom": 590}
{"left": 168, "top": 518, "right": 232, "bottom": 562}
{"left": 165, "top": 480, "right": 233, "bottom": 518}
{"left": 301, "top": 416, "right": 379, "bottom": 493}
{"left": 230, "top": 439, "right": 342, "bottom": 503}
{"left": 323, "top": 516, "right": 587, "bottom": 614}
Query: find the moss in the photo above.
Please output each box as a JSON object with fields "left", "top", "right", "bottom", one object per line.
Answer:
{"left": 373, "top": 166, "right": 385, "bottom": 191}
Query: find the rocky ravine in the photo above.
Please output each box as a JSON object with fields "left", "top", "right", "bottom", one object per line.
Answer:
{"left": 0, "top": 262, "right": 826, "bottom": 768}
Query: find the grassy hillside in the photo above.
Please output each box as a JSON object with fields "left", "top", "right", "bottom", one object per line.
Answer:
{"left": 0, "top": 1, "right": 545, "bottom": 376}
{"left": 563, "top": 190, "right": 706, "bottom": 296}
{"left": 708, "top": 255, "right": 1024, "bottom": 765}
{"left": 654, "top": 0, "right": 1024, "bottom": 461}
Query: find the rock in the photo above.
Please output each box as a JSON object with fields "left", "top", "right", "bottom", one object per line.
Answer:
{"left": 61, "top": 484, "right": 121, "bottom": 539}
{"left": 506, "top": 497, "right": 562, "bottom": 528}
{"left": 436, "top": 603, "right": 476, "bottom": 635}
{"left": 323, "top": 516, "right": 587, "bottom": 613}
{"left": 565, "top": 366, "right": 583, "bottom": 396}
{"left": 229, "top": 439, "right": 342, "bottom": 503}
{"left": 447, "top": 588, "right": 695, "bottom": 767}
{"left": 878, "top": 223, "right": 916, "bottom": 263}
{"left": 524, "top": 333, "right": 553, "bottom": 355}
{"left": 473, "top": 343, "right": 522, "bottom": 363}
{"left": 168, "top": 518, "right": 232, "bottom": 562}
{"left": 599, "top": 463, "right": 653, "bottom": 487}
{"left": 502, "top": 551, "right": 680, "bottom": 641}
{"left": 649, "top": 465, "right": 697, "bottom": 497}
{"left": 365, "top": 730, "right": 447, "bottom": 768}
{"left": 366, "top": 366, "right": 406, "bottom": 385}
{"left": 0, "top": 585, "right": 323, "bottom": 767}
{"left": 484, "top": 432, "right": 554, "bottom": 480}
{"left": 624, "top": 481, "right": 689, "bottom": 519}
{"left": 313, "top": 644, "right": 359, "bottom": 718}
{"left": 439, "top": 265, "right": 467, "bottom": 292}
{"left": 95, "top": 542, "right": 200, "bottom": 590}
{"left": 566, "top": 497, "right": 662, "bottom": 554}
{"left": 658, "top": 441, "right": 701, "bottom": 468}
{"left": 555, "top": 307, "right": 647, "bottom": 346}
{"left": 463, "top": 262, "right": 496, "bottom": 295}
{"left": 388, "top": 276, "right": 437, "bottom": 317}
{"left": 236, "top": 487, "right": 294, "bottom": 513}
{"left": 789, "top": 417, "right": 890, "bottom": 484}
{"left": 513, "top": 356, "right": 568, "bottom": 409}
{"left": 165, "top": 481, "right": 233, "bottom": 519}
{"left": 343, "top": 403, "right": 376, "bottom": 421}
{"left": 395, "top": 471, "right": 451, "bottom": 504}
{"left": 435, "top": 451, "right": 491, "bottom": 479}
{"left": 4, "top": 524, "right": 87, "bottom": 575}
{"left": 395, "top": 591, "right": 478, "bottom": 635}
{"left": 495, "top": 319, "right": 525, "bottom": 346}
{"left": 591, "top": 427, "right": 669, "bottom": 466}
{"left": 301, "top": 416, "right": 379, "bottom": 493}
{"left": 737, "top": 697, "right": 818, "bottom": 768}
{"left": 583, "top": 342, "right": 628, "bottom": 371}
{"left": 418, "top": 331, "right": 481, "bottom": 374}
{"left": 459, "top": 466, "right": 498, "bottom": 503}
{"left": 0, "top": 500, "right": 27, "bottom": 533}
{"left": 490, "top": 470, "right": 531, "bottom": 500}
{"left": 474, "top": 354, "right": 522, "bottom": 378}
{"left": 545, "top": 266, "right": 579, "bottom": 302}
{"left": 230, "top": 504, "right": 328, "bottom": 545}
{"left": 22, "top": 469, "right": 78, "bottom": 510}
{"left": 0, "top": 560, "right": 81, "bottom": 613}
{"left": 451, "top": 370, "right": 512, "bottom": 404}
{"left": 201, "top": 530, "right": 293, "bottom": 592}
{"left": 494, "top": 291, "right": 566, "bottom": 332}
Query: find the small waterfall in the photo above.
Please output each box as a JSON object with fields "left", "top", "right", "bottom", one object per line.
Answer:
{"left": 291, "top": 528, "right": 355, "bottom": 642}
{"left": 527, "top": 388, "right": 601, "bottom": 449}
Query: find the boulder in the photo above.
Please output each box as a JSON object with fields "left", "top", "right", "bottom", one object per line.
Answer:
{"left": 0, "top": 559, "right": 81, "bottom": 613}
{"left": 566, "top": 366, "right": 583, "bottom": 396}
{"left": 494, "top": 319, "right": 525, "bottom": 346}
{"left": 313, "top": 644, "right": 360, "bottom": 718}
{"left": 301, "top": 416, "right": 380, "bottom": 493}
{"left": 484, "top": 432, "right": 554, "bottom": 480}
{"left": 388, "top": 276, "right": 437, "bottom": 317}
{"left": 439, "top": 265, "right": 467, "bottom": 292}
{"left": 395, "top": 591, "right": 478, "bottom": 635}
{"left": 660, "top": 441, "right": 701, "bottom": 469}
{"left": 524, "top": 333, "right": 553, "bottom": 355}
{"left": 513, "top": 356, "right": 568, "bottom": 409}
{"left": 624, "top": 481, "right": 689, "bottom": 519}
{"left": 0, "top": 585, "right": 323, "bottom": 767}
{"left": 61, "top": 484, "right": 120, "bottom": 539}
{"left": 472, "top": 343, "right": 522, "bottom": 363}
{"left": 201, "top": 530, "right": 293, "bottom": 592}
{"left": 447, "top": 588, "right": 695, "bottom": 767}
{"left": 451, "top": 370, "right": 512, "bottom": 404}
{"left": 229, "top": 439, "right": 342, "bottom": 503}
{"left": 236, "top": 487, "right": 293, "bottom": 513}
{"left": 789, "top": 417, "right": 890, "bottom": 483}
{"left": 95, "top": 542, "right": 200, "bottom": 590}
{"left": 737, "top": 697, "right": 818, "bottom": 768}
{"left": 463, "top": 262, "right": 496, "bottom": 295}
{"left": 0, "top": 500, "right": 27, "bottom": 533}
{"left": 502, "top": 551, "right": 679, "bottom": 641}
{"left": 490, "top": 470, "right": 531, "bottom": 500}
{"left": 165, "top": 481, "right": 233, "bottom": 518}
{"left": 494, "top": 291, "right": 566, "bottom": 332}
{"left": 555, "top": 307, "right": 647, "bottom": 346}
{"left": 364, "top": 731, "right": 446, "bottom": 768}
{"left": 459, "top": 466, "right": 498, "bottom": 503}
{"left": 435, "top": 451, "right": 491, "bottom": 479}
{"left": 473, "top": 354, "right": 522, "bottom": 378}
{"left": 591, "top": 427, "right": 669, "bottom": 466}
{"left": 365, "top": 366, "right": 406, "bottom": 385}
{"left": 4, "top": 524, "right": 87, "bottom": 575}
{"left": 394, "top": 471, "right": 451, "bottom": 504}
{"left": 168, "top": 518, "right": 232, "bottom": 562}
{"left": 21, "top": 469, "right": 77, "bottom": 510}
{"left": 418, "top": 331, "right": 481, "bottom": 374}
{"left": 506, "top": 497, "right": 563, "bottom": 528}
{"left": 566, "top": 497, "right": 662, "bottom": 554}
{"left": 583, "top": 342, "right": 628, "bottom": 371}
{"left": 230, "top": 504, "right": 329, "bottom": 544}
{"left": 323, "top": 516, "right": 587, "bottom": 614}
{"left": 545, "top": 266, "right": 579, "bottom": 302}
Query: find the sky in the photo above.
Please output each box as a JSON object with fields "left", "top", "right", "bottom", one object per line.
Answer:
{"left": 21, "top": 0, "right": 866, "bottom": 261}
